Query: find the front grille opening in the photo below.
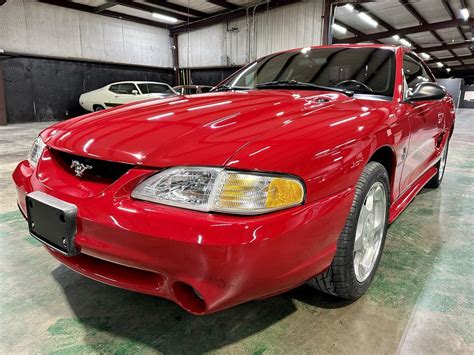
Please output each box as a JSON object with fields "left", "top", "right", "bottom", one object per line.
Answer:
{"left": 51, "top": 149, "right": 133, "bottom": 182}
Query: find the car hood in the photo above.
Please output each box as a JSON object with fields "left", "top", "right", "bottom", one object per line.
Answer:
{"left": 42, "top": 90, "right": 371, "bottom": 168}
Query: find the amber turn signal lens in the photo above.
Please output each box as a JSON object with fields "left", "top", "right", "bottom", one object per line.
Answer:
{"left": 265, "top": 178, "right": 304, "bottom": 208}
{"left": 213, "top": 172, "right": 304, "bottom": 214}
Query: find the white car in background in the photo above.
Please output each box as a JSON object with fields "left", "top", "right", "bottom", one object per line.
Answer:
{"left": 79, "top": 81, "right": 178, "bottom": 112}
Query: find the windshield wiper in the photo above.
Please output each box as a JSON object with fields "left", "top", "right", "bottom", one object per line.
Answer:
{"left": 212, "top": 85, "right": 251, "bottom": 92}
{"left": 255, "top": 80, "right": 353, "bottom": 96}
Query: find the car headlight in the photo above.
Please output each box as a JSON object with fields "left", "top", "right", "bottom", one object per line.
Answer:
{"left": 28, "top": 136, "right": 46, "bottom": 167}
{"left": 131, "top": 167, "right": 305, "bottom": 215}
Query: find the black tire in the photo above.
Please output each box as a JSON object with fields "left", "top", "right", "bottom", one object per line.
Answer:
{"left": 426, "top": 142, "right": 449, "bottom": 189}
{"left": 308, "top": 161, "right": 390, "bottom": 299}
{"left": 93, "top": 105, "right": 105, "bottom": 112}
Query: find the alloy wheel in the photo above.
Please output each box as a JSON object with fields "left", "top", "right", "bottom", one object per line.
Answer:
{"left": 353, "top": 181, "right": 387, "bottom": 282}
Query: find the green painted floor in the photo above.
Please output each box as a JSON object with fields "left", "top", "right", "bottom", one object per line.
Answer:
{"left": 0, "top": 110, "right": 473, "bottom": 354}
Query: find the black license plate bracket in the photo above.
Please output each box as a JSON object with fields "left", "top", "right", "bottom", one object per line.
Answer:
{"left": 26, "top": 191, "right": 78, "bottom": 256}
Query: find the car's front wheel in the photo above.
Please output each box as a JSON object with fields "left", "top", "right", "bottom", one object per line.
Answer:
{"left": 308, "top": 161, "right": 389, "bottom": 299}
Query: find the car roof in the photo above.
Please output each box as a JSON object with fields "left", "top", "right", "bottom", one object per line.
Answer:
{"left": 274, "top": 43, "right": 400, "bottom": 57}
{"left": 173, "top": 85, "right": 213, "bottom": 89}
{"left": 108, "top": 81, "right": 170, "bottom": 86}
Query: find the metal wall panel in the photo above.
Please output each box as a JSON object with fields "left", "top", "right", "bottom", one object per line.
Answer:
{"left": 178, "top": 0, "right": 324, "bottom": 68}
{"left": 0, "top": 0, "right": 173, "bottom": 67}
{"left": 2, "top": 57, "right": 175, "bottom": 123}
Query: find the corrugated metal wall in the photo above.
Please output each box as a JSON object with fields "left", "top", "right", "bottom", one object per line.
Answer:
{"left": 0, "top": 0, "right": 173, "bottom": 68}
{"left": 178, "top": 0, "right": 325, "bottom": 68}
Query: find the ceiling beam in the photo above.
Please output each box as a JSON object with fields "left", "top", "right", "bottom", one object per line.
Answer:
{"left": 333, "top": 18, "right": 474, "bottom": 44}
{"left": 207, "top": 0, "right": 239, "bottom": 10}
{"left": 170, "top": 0, "right": 301, "bottom": 34}
{"left": 398, "top": 1, "right": 469, "bottom": 70}
{"left": 426, "top": 53, "right": 474, "bottom": 64}
{"left": 352, "top": 4, "right": 424, "bottom": 52}
{"left": 441, "top": 0, "right": 468, "bottom": 42}
{"left": 94, "top": 2, "right": 117, "bottom": 14}
{"left": 353, "top": 4, "right": 424, "bottom": 52}
{"left": 110, "top": 0, "right": 192, "bottom": 22}
{"left": 432, "top": 63, "right": 474, "bottom": 70}
{"left": 334, "top": 19, "right": 379, "bottom": 40}
{"left": 422, "top": 42, "right": 470, "bottom": 54}
{"left": 38, "top": 0, "right": 168, "bottom": 28}
{"left": 355, "top": 4, "right": 394, "bottom": 32}
{"left": 144, "top": 1, "right": 208, "bottom": 18}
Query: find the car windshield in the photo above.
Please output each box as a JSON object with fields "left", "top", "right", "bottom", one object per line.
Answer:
{"left": 220, "top": 47, "right": 396, "bottom": 97}
{"left": 138, "top": 83, "right": 174, "bottom": 94}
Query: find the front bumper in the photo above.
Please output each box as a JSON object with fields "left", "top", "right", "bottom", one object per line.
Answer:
{"left": 13, "top": 157, "right": 353, "bottom": 314}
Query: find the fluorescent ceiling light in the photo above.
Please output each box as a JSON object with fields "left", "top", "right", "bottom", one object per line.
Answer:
{"left": 420, "top": 52, "right": 430, "bottom": 60}
{"left": 344, "top": 4, "right": 354, "bottom": 12}
{"left": 332, "top": 23, "right": 347, "bottom": 34}
{"left": 152, "top": 13, "right": 178, "bottom": 23}
{"left": 399, "top": 38, "right": 411, "bottom": 47}
{"left": 436, "top": 62, "right": 444, "bottom": 67}
{"left": 392, "top": 35, "right": 400, "bottom": 41}
{"left": 446, "top": 68, "right": 451, "bottom": 73}
{"left": 358, "top": 12, "right": 378, "bottom": 27}
{"left": 460, "top": 8, "right": 469, "bottom": 21}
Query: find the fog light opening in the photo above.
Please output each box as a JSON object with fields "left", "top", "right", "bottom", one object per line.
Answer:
{"left": 172, "top": 282, "right": 207, "bottom": 314}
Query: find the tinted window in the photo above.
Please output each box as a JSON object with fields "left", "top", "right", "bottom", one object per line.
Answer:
{"left": 109, "top": 83, "right": 138, "bottom": 95}
{"left": 138, "top": 83, "right": 173, "bottom": 94}
{"left": 109, "top": 84, "right": 121, "bottom": 94}
{"left": 184, "top": 88, "right": 197, "bottom": 95}
{"left": 119, "top": 83, "right": 138, "bottom": 95}
{"left": 223, "top": 48, "right": 396, "bottom": 96}
{"left": 403, "top": 54, "right": 433, "bottom": 89}
{"left": 200, "top": 87, "right": 212, "bottom": 93}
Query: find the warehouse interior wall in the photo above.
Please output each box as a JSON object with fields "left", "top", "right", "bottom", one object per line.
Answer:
{"left": 0, "top": 0, "right": 173, "bottom": 67}
{"left": 1, "top": 57, "right": 174, "bottom": 123}
{"left": 178, "top": 0, "right": 325, "bottom": 68}
{"left": 438, "top": 79, "right": 463, "bottom": 108}
{"left": 0, "top": 0, "right": 326, "bottom": 123}
{"left": 189, "top": 66, "right": 242, "bottom": 86}
{"left": 460, "top": 85, "right": 474, "bottom": 109}
{"left": 0, "top": 0, "right": 175, "bottom": 123}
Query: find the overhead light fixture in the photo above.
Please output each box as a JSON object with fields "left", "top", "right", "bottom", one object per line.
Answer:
{"left": 460, "top": 8, "right": 469, "bottom": 21}
{"left": 392, "top": 35, "right": 400, "bottom": 41}
{"left": 436, "top": 62, "right": 444, "bottom": 68}
{"left": 344, "top": 4, "right": 354, "bottom": 12}
{"left": 358, "top": 12, "right": 378, "bottom": 27}
{"left": 332, "top": 23, "right": 348, "bottom": 34}
{"left": 399, "top": 38, "right": 411, "bottom": 47}
{"left": 420, "top": 52, "right": 430, "bottom": 60}
{"left": 446, "top": 68, "right": 451, "bottom": 73}
{"left": 152, "top": 13, "right": 178, "bottom": 23}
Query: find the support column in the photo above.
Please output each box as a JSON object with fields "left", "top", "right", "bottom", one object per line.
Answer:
{"left": 0, "top": 64, "right": 7, "bottom": 125}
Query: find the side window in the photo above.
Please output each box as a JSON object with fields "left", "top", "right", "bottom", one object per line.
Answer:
{"left": 403, "top": 54, "right": 433, "bottom": 90}
{"left": 119, "top": 83, "right": 138, "bottom": 95}
{"left": 109, "top": 84, "right": 121, "bottom": 94}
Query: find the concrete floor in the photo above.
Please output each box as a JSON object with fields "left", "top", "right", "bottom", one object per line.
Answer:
{"left": 0, "top": 110, "right": 473, "bottom": 354}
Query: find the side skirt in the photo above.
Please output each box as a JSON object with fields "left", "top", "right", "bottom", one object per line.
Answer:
{"left": 389, "top": 166, "right": 437, "bottom": 223}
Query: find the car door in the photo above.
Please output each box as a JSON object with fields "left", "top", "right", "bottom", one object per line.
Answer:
{"left": 110, "top": 83, "right": 140, "bottom": 106}
{"left": 399, "top": 54, "right": 445, "bottom": 193}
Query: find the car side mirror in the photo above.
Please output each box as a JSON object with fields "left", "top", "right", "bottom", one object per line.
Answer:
{"left": 407, "top": 82, "right": 446, "bottom": 102}
{"left": 131, "top": 90, "right": 138, "bottom": 95}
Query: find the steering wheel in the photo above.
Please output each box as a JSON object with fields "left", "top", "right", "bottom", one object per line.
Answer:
{"left": 335, "top": 80, "right": 373, "bottom": 92}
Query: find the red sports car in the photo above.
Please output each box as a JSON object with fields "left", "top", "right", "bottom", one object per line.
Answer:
{"left": 13, "top": 44, "right": 454, "bottom": 315}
